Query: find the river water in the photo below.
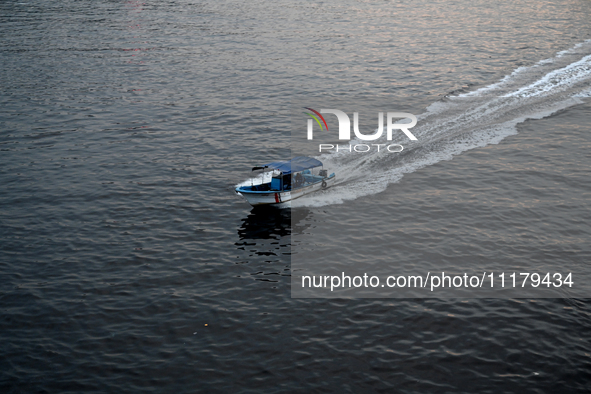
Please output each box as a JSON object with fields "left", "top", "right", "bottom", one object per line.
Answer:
{"left": 1, "top": 0, "right": 590, "bottom": 392}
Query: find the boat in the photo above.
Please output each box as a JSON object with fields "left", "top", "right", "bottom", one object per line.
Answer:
{"left": 235, "top": 156, "right": 336, "bottom": 207}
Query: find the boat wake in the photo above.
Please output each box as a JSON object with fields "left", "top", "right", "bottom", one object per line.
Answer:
{"left": 293, "top": 40, "right": 591, "bottom": 208}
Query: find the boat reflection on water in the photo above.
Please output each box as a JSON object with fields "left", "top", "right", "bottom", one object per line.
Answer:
{"left": 235, "top": 208, "right": 312, "bottom": 284}
{"left": 236, "top": 207, "right": 312, "bottom": 241}
{"left": 237, "top": 207, "right": 290, "bottom": 240}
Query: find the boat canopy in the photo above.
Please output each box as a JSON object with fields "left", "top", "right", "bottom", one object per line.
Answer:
{"left": 252, "top": 156, "right": 322, "bottom": 175}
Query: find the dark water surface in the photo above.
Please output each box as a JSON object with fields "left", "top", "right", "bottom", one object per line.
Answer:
{"left": 1, "top": 0, "right": 591, "bottom": 392}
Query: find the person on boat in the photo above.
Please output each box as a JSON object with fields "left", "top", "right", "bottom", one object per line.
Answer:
{"left": 294, "top": 173, "right": 303, "bottom": 188}
{"left": 282, "top": 174, "right": 291, "bottom": 190}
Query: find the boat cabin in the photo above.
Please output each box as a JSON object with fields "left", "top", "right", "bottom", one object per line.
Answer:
{"left": 242, "top": 156, "right": 327, "bottom": 192}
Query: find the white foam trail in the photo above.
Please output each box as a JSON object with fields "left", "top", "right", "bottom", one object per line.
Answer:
{"left": 556, "top": 39, "right": 591, "bottom": 58}
{"left": 574, "top": 89, "right": 591, "bottom": 98}
{"left": 293, "top": 40, "right": 591, "bottom": 208}
{"left": 506, "top": 53, "right": 591, "bottom": 98}
{"left": 459, "top": 66, "right": 528, "bottom": 97}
